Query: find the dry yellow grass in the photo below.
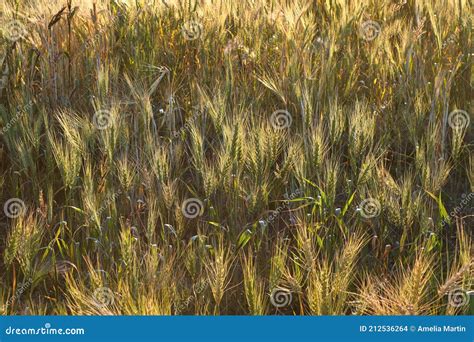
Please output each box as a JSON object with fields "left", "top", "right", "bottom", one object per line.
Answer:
{"left": 0, "top": 0, "right": 472, "bottom": 315}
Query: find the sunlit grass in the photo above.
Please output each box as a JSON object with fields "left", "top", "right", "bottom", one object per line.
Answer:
{"left": 0, "top": 0, "right": 472, "bottom": 315}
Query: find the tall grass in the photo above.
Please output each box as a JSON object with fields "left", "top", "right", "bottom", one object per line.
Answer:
{"left": 0, "top": 0, "right": 472, "bottom": 315}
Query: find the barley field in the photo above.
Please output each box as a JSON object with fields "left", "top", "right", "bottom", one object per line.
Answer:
{"left": 0, "top": 0, "right": 472, "bottom": 316}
